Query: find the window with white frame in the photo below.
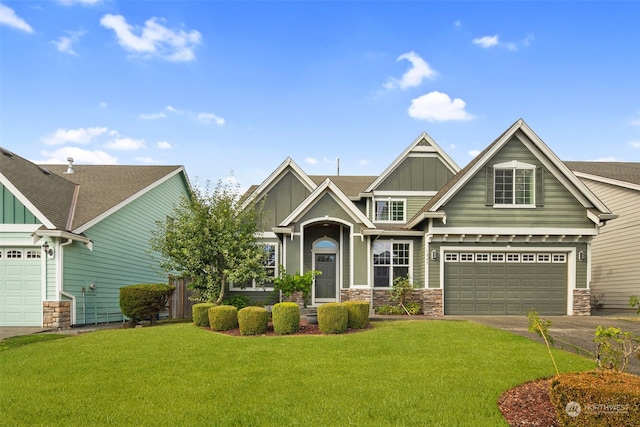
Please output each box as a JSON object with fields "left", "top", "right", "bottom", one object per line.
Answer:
{"left": 374, "top": 199, "right": 405, "bottom": 222}
{"left": 460, "top": 253, "right": 474, "bottom": 262}
{"left": 492, "top": 161, "right": 536, "bottom": 206}
{"left": 445, "top": 252, "right": 458, "bottom": 262}
{"left": 6, "top": 250, "right": 22, "bottom": 259}
{"left": 26, "top": 250, "right": 41, "bottom": 259}
{"left": 552, "top": 254, "right": 567, "bottom": 263}
{"left": 373, "top": 241, "right": 411, "bottom": 287}
{"left": 237, "top": 243, "right": 278, "bottom": 289}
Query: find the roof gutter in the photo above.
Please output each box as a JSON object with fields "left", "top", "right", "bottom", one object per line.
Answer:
{"left": 32, "top": 229, "right": 93, "bottom": 250}
{"left": 406, "top": 211, "right": 447, "bottom": 229}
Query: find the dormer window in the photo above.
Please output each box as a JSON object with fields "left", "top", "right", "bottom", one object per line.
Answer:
{"left": 374, "top": 199, "right": 405, "bottom": 222}
{"left": 487, "top": 161, "right": 542, "bottom": 207}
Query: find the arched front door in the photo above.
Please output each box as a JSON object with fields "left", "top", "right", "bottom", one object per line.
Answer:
{"left": 312, "top": 238, "right": 338, "bottom": 304}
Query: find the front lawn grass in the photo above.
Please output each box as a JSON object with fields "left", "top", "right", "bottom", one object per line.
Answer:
{"left": 0, "top": 320, "right": 594, "bottom": 426}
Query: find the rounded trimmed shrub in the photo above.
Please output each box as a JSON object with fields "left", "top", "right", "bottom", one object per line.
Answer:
{"left": 272, "top": 302, "right": 300, "bottom": 335}
{"left": 208, "top": 305, "right": 238, "bottom": 331}
{"left": 119, "top": 283, "right": 175, "bottom": 325}
{"left": 318, "top": 303, "right": 348, "bottom": 334}
{"left": 238, "top": 306, "right": 269, "bottom": 336}
{"left": 192, "top": 303, "right": 216, "bottom": 327}
{"left": 344, "top": 300, "right": 370, "bottom": 329}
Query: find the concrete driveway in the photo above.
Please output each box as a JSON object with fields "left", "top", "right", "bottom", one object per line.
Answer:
{"left": 457, "top": 315, "right": 640, "bottom": 375}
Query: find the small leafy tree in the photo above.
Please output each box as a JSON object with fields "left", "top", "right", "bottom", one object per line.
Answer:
{"left": 119, "top": 283, "right": 175, "bottom": 326}
{"left": 149, "top": 179, "right": 268, "bottom": 305}
{"left": 527, "top": 309, "right": 559, "bottom": 376}
{"left": 629, "top": 295, "right": 640, "bottom": 315}
{"left": 389, "top": 276, "right": 414, "bottom": 315}
{"left": 273, "top": 265, "right": 321, "bottom": 307}
{"left": 594, "top": 325, "right": 640, "bottom": 372}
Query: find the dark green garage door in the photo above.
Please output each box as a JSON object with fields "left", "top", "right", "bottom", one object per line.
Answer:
{"left": 444, "top": 252, "right": 567, "bottom": 315}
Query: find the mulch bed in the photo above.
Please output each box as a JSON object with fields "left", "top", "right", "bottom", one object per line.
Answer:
{"left": 212, "top": 321, "right": 558, "bottom": 425}
{"left": 498, "top": 379, "right": 559, "bottom": 426}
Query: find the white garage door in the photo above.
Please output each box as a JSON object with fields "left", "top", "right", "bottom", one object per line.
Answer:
{"left": 0, "top": 248, "right": 43, "bottom": 326}
{"left": 444, "top": 251, "right": 568, "bottom": 315}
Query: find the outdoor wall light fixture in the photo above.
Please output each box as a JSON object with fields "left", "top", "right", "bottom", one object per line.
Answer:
{"left": 42, "top": 241, "right": 54, "bottom": 257}
{"left": 578, "top": 251, "right": 586, "bottom": 262}
{"left": 431, "top": 250, "right": 438, "bottom": 261}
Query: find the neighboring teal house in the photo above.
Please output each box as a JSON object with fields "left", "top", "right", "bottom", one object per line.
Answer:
{"left": 238, "top": 119, "right": 616, "bottom": 315}
{"left": 0, "top": 148, "right": 190, "bottom": 328}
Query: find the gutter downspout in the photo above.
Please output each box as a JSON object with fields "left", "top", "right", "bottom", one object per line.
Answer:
{"left": 58, "top": 239, "right": 76, "bottom": 325}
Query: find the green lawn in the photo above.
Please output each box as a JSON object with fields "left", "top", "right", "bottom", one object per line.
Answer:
{"left": 0, "top": 320, "right": 594, "bottom": 426}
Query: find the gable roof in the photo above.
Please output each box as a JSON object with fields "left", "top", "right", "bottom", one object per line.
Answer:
{"left": 0, "top": 147, "right": 186, "bottom": 233}
{"left": 406, "top": 119, "right": 614, "bottom": 229}
{"left": 565, "top": 161, "right": 640, "bottom": 191}
{"left": 310, "top": 175, "right": 376, "bottom": 199}
{"left": 279, "top": 178, "right": 375, "bottom": 228}
{"left": 241, "top": 157, "right": 317, "bottom": 210}
{"left": 364, "top": 131, "right": 460, "bottom": 193}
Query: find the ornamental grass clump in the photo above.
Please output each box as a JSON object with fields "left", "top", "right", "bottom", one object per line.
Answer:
{"left": 343, "top": 300, "right": 370, "bottom": 329}
{"left": 237, "top": 306, "right": 269, "bottom": 336}
{"left": 318, "top": 303, "right": 348, "bottom": 334}
{"left": 192, "top": 303, "right": 216, "bottom": 327}
{"left": 272, "top": 302, "right": 300, "bottom": 335}
{"left": 208, "top": 305, "right": 238, "bottom": 331}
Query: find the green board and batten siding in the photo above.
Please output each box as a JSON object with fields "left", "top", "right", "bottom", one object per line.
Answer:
{"left": 1, "top": 184, "right": 39, "bottom": 224}
{"left": 442, "top": 137, "right": 593, "bottom": 229}
{"left": 259, "top": 170, "right": 311, "bottom": 229}
{"left": 375, "top": 156, "right": 455, "bottom": 192}
{"left": 62, "top": 173, "right": 190, "bottom": 324}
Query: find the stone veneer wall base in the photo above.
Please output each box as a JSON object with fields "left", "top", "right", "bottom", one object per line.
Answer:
{"left": 573, "top": 289, "right": 591, "bottom": 315}
{"left": 43, "top": 301, "right": 71, "bottom": 329}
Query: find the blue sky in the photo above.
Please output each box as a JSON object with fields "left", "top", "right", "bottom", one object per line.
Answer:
{"left": 1, "top": 1, "right": 639, "bottom": 190}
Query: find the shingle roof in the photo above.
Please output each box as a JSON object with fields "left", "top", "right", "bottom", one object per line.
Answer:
{"left": 565, "top": 162, "right": 640, "bottom": 186}
{"left": 44, "top": 164, "right": 183, "bottom": 230}
{"left": 1, "top": 147, "right": 183, "bottom": 232}
{"left": 1, "top": 147, "right": 77, "bottom": 229}
{"left": 310, "top": 175, "right": 376, "bottom": 198}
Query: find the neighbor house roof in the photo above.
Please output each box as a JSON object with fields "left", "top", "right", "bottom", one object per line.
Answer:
{"left": 565, "top": 161, "right": 640, "bottom": 190}
{"left": 0, "top": 147, "right": 185, "bottom": 233}
{"left": 310, "top": 175, "right": 376, "bottom": 198}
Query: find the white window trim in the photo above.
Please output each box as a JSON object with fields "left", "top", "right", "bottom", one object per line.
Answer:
{"left": 493, "top": 161, "right": 536, "bottom": 208}
{"left": 372, "top": 240, "right": 413, "bottom": 288}
{"left": 373, "top": 198, "right": 407, "bottom": 223}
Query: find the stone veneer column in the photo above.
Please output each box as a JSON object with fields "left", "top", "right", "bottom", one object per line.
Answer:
{"left": 43, "top": 301, "right": 71, "bottom": 329}
{"left": 572, "top": 289, "right": 591, "bottom": 315}
{"left": 421, "top": 289, "right": 443, "bottom": 316}
{"left": 282, "top": 291, "right": 305, "bottom": 308}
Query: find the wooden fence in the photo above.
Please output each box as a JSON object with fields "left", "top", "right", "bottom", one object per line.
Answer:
{"left": 169, "top": 278, "right": 196, "bottom": 319}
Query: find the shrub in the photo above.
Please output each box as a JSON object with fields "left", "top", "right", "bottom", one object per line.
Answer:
{"left": 343, "top": 301, "right": 370, "bottom": 329}
{"left": 550, "top": 371, "right": 640, "bottom": 427}
{"left": 374, "top": 303, "right": 421, "bottom": 315}
{"left": 272, "top": 302, "right": 300, "bottom": 334}
{"left": 192, "top": 303, "right": 216, "bottom": 327}
{"left": 404, "top": 301, "right": 422, "bottom": 315}
{"left": 594, "top": 325, "right": 640, "bottom": 372}
{"left": 273, "top": 266, "right": 321, "bottom": 307}
{"left": 208, "top": 305, "right": 238, "bottom": 331}
{"left": 318, "top": 303, "right": 348, "bottom": 334}
{"left": 630, "top": 295, "right": 640, "bottom": 315}
{"left": 223, "top": 294, "right": 250, "bottom": 310}
{"left": 119, "top": 283, "right": 175, "bottom": 325}
{"left": 237, "top": 306, "right": 269, "bottom": 336}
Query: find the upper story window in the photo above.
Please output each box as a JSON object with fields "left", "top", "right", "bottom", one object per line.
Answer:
{"left": 374, "top": 199, "right": 405, "bottom": 222}
{"left": 488, "top": 161, "right": 542, "bottom": 207}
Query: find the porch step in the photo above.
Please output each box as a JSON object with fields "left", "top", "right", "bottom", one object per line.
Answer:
{"left": 300, "top": 307, "right": 317, "bottom": 316}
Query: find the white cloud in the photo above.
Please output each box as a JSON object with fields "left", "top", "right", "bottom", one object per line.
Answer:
{"left": 98, "top": 102, "right": 107, "bottom": 108}
{"left": 166, "top": 105, "right": 182, "bottom": 114}
{"left": 104, "top": 137, "right": 146, "bottom": 151}
{"left": 157, "top": 141, "right": 172, "bottom": 150}
{"left": 0, "top": 4, "right": 34, "bottom": 33}
{"left": 408, "top": 91, "right": 474, "bottom": 122}
{"left": 629, "top": 141, "right": 640, "bottom": 148}
{"left": 454, "top": 20, "right": 461, "bottom": 30}
{"left": 140, "top": 112, "right": 167, "bottom": 120}
{"left": 473, "top": 35, "right": 499, "bottom": 48}
{"left": 50, "top": 31, "right": 85, "bottom": 55}
{"left": 197, "top": 113, "right": 225, "bottom": 126}
{"left": 631, "top": 112, "right": 640, "bottom": 126}
{"left": 42, "top": 127, "right": 108, "bottom": 145}
{"left": 100, "top": 14, "right": 201, "bottom": 62}
{"left": 38, "top": 147, "right": 117, "bottom": 165}
{"left": 305, "top": 157, "right": 319, "bottom": 165}
{"left": 359, "top": 159, "right": 369, "bottom": 166}
{"left": 468, "top": 150, "right": 481, "bottom": 157}
{"left": 473, "top": 34, "right": 534, "bottom": 51}
{"left": 384, "top": 51, "right": 437, "bottom": 90}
